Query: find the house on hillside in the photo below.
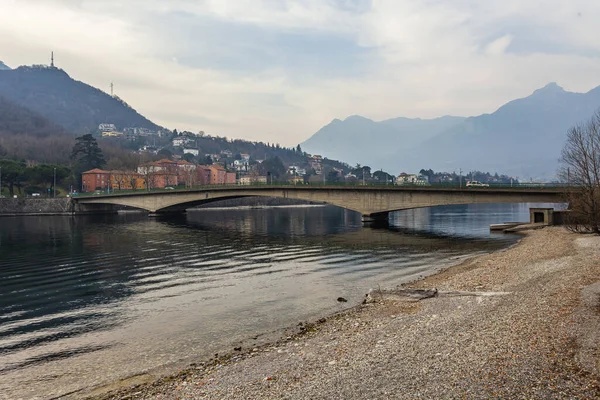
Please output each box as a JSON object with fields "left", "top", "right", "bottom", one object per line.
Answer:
{"left": 234, "top": 159, "right": 249, "bottom": 172}
{"left": 99, "top": 123, "right": 117, "bottom": 132}
{"left": 172, "top": 137, "right": 188, "bottom": 147}
{"left": 101, "top": 130, "right": 123, "bottom": 137}
{"left": 396, "top": 173, "right": 429, "bottom": 185}
{"left": 183, "top": 148, "right": 199, "bottom": 156}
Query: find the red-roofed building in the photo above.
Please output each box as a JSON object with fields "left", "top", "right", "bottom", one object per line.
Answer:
{"left": 82, "top": 169, "right": 111, "bottom": 192}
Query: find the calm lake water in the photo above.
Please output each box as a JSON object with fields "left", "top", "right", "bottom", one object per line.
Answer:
{"left": 0, "top": 203, "right": 558, "bottom": 399}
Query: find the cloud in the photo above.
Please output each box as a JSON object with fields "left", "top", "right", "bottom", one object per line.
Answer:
{"left": 1, "top": 0, "right": 600, "bottom": 146}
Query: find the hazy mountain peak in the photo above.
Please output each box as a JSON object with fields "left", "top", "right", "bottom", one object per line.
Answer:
{"left": 344, "top": 115, "right": 373, "bottom": 122}
{"left": 0, "top": 60, "right": 10, "bottom": 70}
{"left": 533, "top": 82, "right": 565, "bottom": 95}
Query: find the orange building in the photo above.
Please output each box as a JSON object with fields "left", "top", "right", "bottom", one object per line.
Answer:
{"left": 82, "top": 169, "right": 111, "bottom": 192}
{"left": 225, "top": 172, "right": 236, "bottom": 185}
{"left": 197, "top": 166, "right": 212, "bottom": 186}
{"left": 208, "top": 164, "right": 226, "bottom": 185}
{"left": 110, "top": 170, "right": 146, "bottom": 191}
{"left": 82, "top": 169, "right": 146, "bottom": 192}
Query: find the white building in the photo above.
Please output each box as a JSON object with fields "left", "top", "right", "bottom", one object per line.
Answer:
{"left": 234, "top": 159, "right": 249, "bottom": 172}
{"left": 288, "top": 166, "right": 306, "bottom": 176}
{"left": 99, "top": 123, "right": 117, "bottom": 132}
{"left": 183, "top": 148, "right": 199, "bottom": 156}
{"left": 396, "top": 173, "right": 429, "bottom": 185}
{"left": 172, "top": 137, "right": 187, "bottom": 147}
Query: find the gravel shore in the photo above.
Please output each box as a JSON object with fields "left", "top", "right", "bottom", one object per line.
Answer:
{"left": 89, "top": 227, "right": 600, "bottom": 399}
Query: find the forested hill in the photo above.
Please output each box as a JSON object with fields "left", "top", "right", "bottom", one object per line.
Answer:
{"left": 0, "top": 96, "right": 67, "bottom": 137}
{"left": 0, "top": 61, "right": 10, "bottom": 70}
{"left": 0, "top": 65, "right": 161, "bottom": 134}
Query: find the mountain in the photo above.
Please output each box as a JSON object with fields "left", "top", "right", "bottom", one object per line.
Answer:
{"left": 0, "top": 65, "right": 161, "bottom": 134}
{"left": 302, "top": 83, "right": 600, "bottom": 179}
{"left": 0, "top": 95, "right": 68, "bottom": 137}
{"left": 0, "top": 61, "right": 10, "bottom": 70}
{"left": 0, "top": 95, "right": 75, "bottom": 164}
{"left": 301, "top": 115, "right": 465, "bottom": 166}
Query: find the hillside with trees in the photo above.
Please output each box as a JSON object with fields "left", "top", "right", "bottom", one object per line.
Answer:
{"left": 0, "top": 65, "right": 161, "bottom": 134}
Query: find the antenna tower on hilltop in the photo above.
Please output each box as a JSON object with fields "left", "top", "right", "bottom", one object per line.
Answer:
{"left": 110, "top": 82, "right": 114, "bottom": 97}
{"left": 50, "top": 51, "right": 54, "bottom": 68}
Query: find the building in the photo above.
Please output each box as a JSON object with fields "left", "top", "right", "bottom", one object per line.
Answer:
{"left": 98, "top": 123, "right": 116, "bottom": 132}
{"left": 396, "top": 173, "right": 429, "bottom": 185}
{"left": 288, "top": 166, "right": 306, "bottom": 176}
{"left": 208, "top": 164, "right": 227, "bottom": 185}
{"left": 233, "top": 159, "right": 249, "bottom": 172}
{"left": 197, "top": 166, "right": 212, "bottom": 185}
{"left": 310, "top": 155, "right": 323, "bottom": 175}
{"left": 137, "top": 159, "right": 179, "bottom": 189}
{"left": 288, "top": 176, "right": 304, "bottom": 185}
{"left": 183, "top": 148, "right": 199, "bottom": 157}
{"left": 225, "top": 172, "right": 237, "bottom": 185}
{"left": 82, "top": 169, "right": 145, "bottom": 192}
{"left": 101, "top": 130, "right": 123, "bottom": 137}
{"left": 176, "top": 160, "right": 197, "bottom": 187}
{"left": 239, "top": 175, "right": 268, "bottom": 185}
{"left": 172, "top": 137, "right": 188, "bottom": 147}
{"left": 109, "top": 170, "right": 146, "bottom": 191}
{"left": 82, "top": 168, "right": 111, "bottom": 192}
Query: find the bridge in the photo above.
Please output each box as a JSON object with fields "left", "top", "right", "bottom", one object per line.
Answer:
{"left": 74, "top": 185, "right": 566, "bottom": 222}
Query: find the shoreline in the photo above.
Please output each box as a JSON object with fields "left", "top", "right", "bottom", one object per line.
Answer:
{"left": 69, "top": 231, "right": 526, "bottom": 400}
{"left": 65, "top": 238, "right": 496, "bottom": 400}
{"left": 78, "top": 227, "right": 600, "bottom": 399}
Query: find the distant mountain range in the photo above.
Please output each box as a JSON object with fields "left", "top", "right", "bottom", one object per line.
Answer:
{"left": 0, "top": 65, "right": 161, "bottom": 134}
{"left": 302, "top": 83, "right": 600, "bottom": 179}
{"left": 0, "top": 61, "right": 10, "bottom": 70}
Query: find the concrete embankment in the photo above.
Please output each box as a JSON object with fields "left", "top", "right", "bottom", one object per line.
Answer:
{"left": 0, "top": 198, "right": 75, "bottom": 216}
{"left": 85, "top": 227, "right": 600, "bottom": 400}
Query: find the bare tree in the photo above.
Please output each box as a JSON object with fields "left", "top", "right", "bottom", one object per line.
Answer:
{"left": 559, "top": 111, "right": 600, "bottom": 233}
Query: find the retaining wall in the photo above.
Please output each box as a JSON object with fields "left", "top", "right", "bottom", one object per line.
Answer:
{"left": 0, "top": 198, "right": 74, "bottom": 216}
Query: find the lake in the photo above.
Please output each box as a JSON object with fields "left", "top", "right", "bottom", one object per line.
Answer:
{"left": 0, "top": 203, "right": 557, "bottom": 399}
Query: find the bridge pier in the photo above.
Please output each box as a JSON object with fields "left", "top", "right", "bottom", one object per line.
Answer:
{"left": 361, "top": 212, "right": 390, "bottom": 226}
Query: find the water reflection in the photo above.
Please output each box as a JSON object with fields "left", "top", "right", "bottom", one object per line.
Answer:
{"left": 0, "top": 204, "right": 552, "bottom": 399}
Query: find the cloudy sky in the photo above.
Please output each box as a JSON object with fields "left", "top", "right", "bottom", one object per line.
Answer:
{"left": 1, "top": 0, "right": 600, "bottom": 145}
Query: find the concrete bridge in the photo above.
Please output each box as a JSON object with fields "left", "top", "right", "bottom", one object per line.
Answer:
{"left": 74, "top": 185, "right": 566, "bottom": 222}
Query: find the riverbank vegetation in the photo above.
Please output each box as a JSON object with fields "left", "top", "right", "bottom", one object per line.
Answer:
{"left": 560, "top": 110, "right": 600, "bottom": 234}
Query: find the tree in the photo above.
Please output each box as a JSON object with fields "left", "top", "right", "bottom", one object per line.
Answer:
{"left": 0, "top": 159, "right": 25, "bottom": 196}
{"left": 71, "top": 134, "right": 105, "bottom": 171}
{"left": 373, "top": 170, "right": 394, "bottom": 184}
{"left": 204, "top": 155, "right": 213, "bottom": 165}
{"left": 559, "top": 111, "right": 600, "bottom": 233}
{"left": 258, "top": 156, "right": 286, "bottom": 180}
{"left": 296, "top": 144, "right": 302, "bottom": 153}
{"left": 183, "top": 153, "right": 195, "bottom": 163}
{"left": 26, "top": 164, "right": 70, "bottom": 193}
{"left": 71, "top": 134, "right": 106, "bottom": 189}
{"left": 157, "top": 148, "right": 172, "bottom": 159}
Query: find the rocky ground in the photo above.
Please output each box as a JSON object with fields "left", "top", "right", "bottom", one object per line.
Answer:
{"left": 88, "top": 227, "right": 600, "bottom": 399}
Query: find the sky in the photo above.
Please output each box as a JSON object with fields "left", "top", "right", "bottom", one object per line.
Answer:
{"left": 1, "top": 0, "right": 600, "bottom": 146}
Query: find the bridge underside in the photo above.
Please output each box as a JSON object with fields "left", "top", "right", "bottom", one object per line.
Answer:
{"left": 75, "top": 187, "right": 565, "bottom": 221}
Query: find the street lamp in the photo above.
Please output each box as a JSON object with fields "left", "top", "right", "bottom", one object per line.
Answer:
{"left": 53, "top": 167, "right": 56, "bottom": 198}
{"left": 0, "top": 166, "right": 2, "bottom": 197}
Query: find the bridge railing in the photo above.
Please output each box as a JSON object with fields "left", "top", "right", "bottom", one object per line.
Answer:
{"left": 73, "top": 181, "right": 575, "bottom": 197}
